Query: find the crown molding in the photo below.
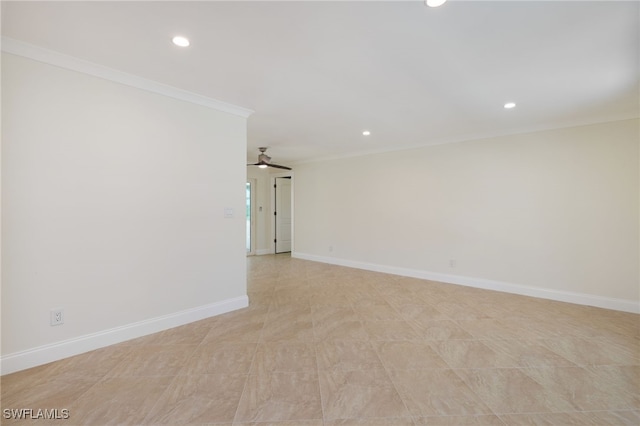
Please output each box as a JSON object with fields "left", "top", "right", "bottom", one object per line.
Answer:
{"left": 294, "top": 115, "right": 639, "bottom": 166}
{"left": 1, "top": 37, "right": 254, "bottom": 118}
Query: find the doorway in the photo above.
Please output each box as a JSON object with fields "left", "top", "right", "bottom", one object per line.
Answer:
{"left": 274, "top": 176, "right": 292, "bottom": 253}
{"left": 246, "top": 179, "right": 256, "bottom": 255}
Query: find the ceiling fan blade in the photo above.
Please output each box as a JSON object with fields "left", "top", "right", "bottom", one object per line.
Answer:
{"left": 268, "top": 163, "right": 292, "bottom": 170}
{"left": 248, "top": 148, "right": 292, "bottom": 170}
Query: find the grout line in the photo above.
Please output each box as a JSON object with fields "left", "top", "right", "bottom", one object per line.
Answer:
{"left": 231, "top": 316, "right": 265, "bottom": 423}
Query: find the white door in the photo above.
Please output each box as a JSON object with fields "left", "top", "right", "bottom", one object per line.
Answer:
{"left": 275, "top": 177, "right": 292, "bottom": 253}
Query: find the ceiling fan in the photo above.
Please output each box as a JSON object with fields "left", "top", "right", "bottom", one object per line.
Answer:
{"left": 247, "top": 147, "right": 292, "bottom": 170}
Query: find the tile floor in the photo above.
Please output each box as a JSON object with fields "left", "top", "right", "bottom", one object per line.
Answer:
{"left": 2, "top": 254, "right": 639, "bottom": 425}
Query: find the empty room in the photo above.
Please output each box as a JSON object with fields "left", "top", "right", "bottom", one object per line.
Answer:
{"left": 1, "top": 1, "right": 638, "bottom": 425}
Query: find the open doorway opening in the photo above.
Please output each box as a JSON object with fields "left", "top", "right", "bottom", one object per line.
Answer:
{"left": 246, "top": 179, "right": 256, "bottom": 255}
{"left": 274, "top": 176, "right": 292, "bottom": 254}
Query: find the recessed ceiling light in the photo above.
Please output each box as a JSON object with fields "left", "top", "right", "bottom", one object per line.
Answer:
{"left": 426, "top": 0, "right": 447, "bottom": 7}
{"left": 362, "top": 130, "right": 371, "bottom": 136}
{"left": 504, "top": 102, "right": 516, "bottom": 109}
{"left": 172, "top": 36, "right": 190, "bottom": 47}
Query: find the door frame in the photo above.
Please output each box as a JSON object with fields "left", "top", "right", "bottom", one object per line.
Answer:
{"left": 271, "top": 171, "right": 294, "bottom": 254}
{"left": 246, "top": 178, "right": 257, "bottom": 256}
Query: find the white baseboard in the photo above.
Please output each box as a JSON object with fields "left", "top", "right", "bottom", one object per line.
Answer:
{"left": 256, "top": 249, "right": 273, "bottom": 255}
{"left": 1, "top": 296, "right": 249, "bottom": 376}
{"left": 292, "top": 252, "right": 639, "bottom": 314}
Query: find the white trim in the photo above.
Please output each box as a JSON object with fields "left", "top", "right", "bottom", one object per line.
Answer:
{"left": 0, "top": 296, "right": 248, "bottom": 375}
{"left": 1, "top": 37, "right": 254, "bottom": 118}
{"left": 247, "top": 178, "right": 257, "bottom": 256}
{"left": 292, "top": 252, "right": 640, "bottom": 314}
{"left": 293, "top": 116, "right": 640, "bottom": 166}
{"left": 271, "top": 172, "right": 294, "bottom": 254}
{"left": 256, "top": 248, "right": 274, "bottom": 255}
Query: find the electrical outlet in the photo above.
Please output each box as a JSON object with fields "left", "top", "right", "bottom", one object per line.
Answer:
{"left": 449, "top": 259, "right": 457, "bottom": 268}
{"left": 50, "top": 309, "right": 64, "bottom": 326}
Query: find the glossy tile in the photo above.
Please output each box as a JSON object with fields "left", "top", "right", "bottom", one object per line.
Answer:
{"left": 314, "top": 321, "right": 371, "bottom": 341}
{"left": 396, "top": 304, "right": 449, "bottom": 322}
{"left": 250, "top": 342, "right": 317, "bottom": 374}
{"left": 413, "top": 415, "right": 505, "bottom": 425}
{"left": 142, "top": 373, "right": 246, "bottom": 424}
{"left": 67, "top": 376, "right": 173, "bottom": 425}
{"left": 324, "top": 418, "right": 414, "bottom": 425}
{"left": 585, "top": 365, "right": 640, "bottom": 408}
{"left": 482, "top": 339, "right": 577, "bottom": 368}
{"left": 319, "top": 369, "right": 410, "bottom": 420}
{"left": 429, "top": 340, "right": 518, "bottom": 369}
{"left": 389, "top": 369, "right": 492, "bottom": 416}
{"left": 362, "top": 320, "right": 422, "bottom": 341}
{"left": 353, "top": 303, "right": 404, "bottom": 321}
{"left": 265, "top": 305, "right": 312, "bottom": 324}
{"left": 455, "top": 319, "right": 523, "bottom": 340}
{"left": 524, "top": 365, "right": 639, "bottom": 411}
{"left": 216, "top": 304, "right": 270, "bottom": 323}
{"left": 201, "top": 320, "right": 265, "bottom": 343}
{"left": 106, "top": 344, "right": 197, "bottom": 377}
{"left": 311, "top": 305, "right": 360, "bottom": 326}
{"left": 3, "top": 254, "right": 638, "bottom": 425}
{"left": 316, "top": 341, "right": 385, "bottom": 371}
{"left": 409, "top": 320, "right": 474, "bottom": 340}
{"left": 430, "top": 300, "right": 493, "bottom": 320}
{"left": 260, "top": 320, "right": 316, "bottom": 342}
{"left": 8, "top": 345, "right": 132, "bottom": 381}
{"left": 1, "top": 374, "right": 97, "bottom": 416}
{"left": 234, "top": 372, "right": 322, "bottom": 423}
{"left": 129, "top": 322, "right": 210, "bottom": 346}
{"left": 235, "top": 421, "right": 323, "bottom": 426}
{"left": 455, "top": 368, "right": 574, "bottom": 414}
{"left": 374, "top": 341, "right": 449, "bottom": 370}
{"left": 183, "top": 341, "right": 256, "bottom": 375}
{"left": 588, "top": 410, "right": 640, "bottom": 426}
{"left": 539, "top": 337, "right": 639, "bottom": 366}
{"left": 498, "top": 412, "right": 604, "bottom": 425}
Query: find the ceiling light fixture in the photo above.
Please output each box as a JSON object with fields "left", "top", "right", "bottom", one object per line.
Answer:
{"left": 362, "top": 130, "right": 371, "bottom": 136}
{"left": 504, "top": 102, "right": 516, "bottom": 109}
{"left": 172, "top": 36, "right": 190, "bottom": 47}
{"left": 426, "top": 0, "right": 447, "bottom": 8}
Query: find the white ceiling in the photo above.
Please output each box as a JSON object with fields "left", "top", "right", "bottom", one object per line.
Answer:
{"left": 3, "top": 1, "right": 639, "bottom": 166}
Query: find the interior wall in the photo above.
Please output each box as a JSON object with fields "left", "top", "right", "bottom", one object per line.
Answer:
{"left": 2, "top": 53, "right": 248, "bottom": 358}
{"left": 294, "top": 119, "right": 639, "bottom": 309}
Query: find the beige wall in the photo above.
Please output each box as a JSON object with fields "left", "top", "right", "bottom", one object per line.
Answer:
{"left": 294, "top": 119, "right": 639, "bottom": 310}
{"left": 1, "top": 53, "right": 248, "bottom": 365}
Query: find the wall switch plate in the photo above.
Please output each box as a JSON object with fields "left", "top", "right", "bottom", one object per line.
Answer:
{"left": 224, "top": 207, "right": 234, "bottom": 218}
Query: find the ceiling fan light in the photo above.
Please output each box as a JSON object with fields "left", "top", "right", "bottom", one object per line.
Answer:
{"left": 258, "top": 164, "right": 268, "bottom": 169}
